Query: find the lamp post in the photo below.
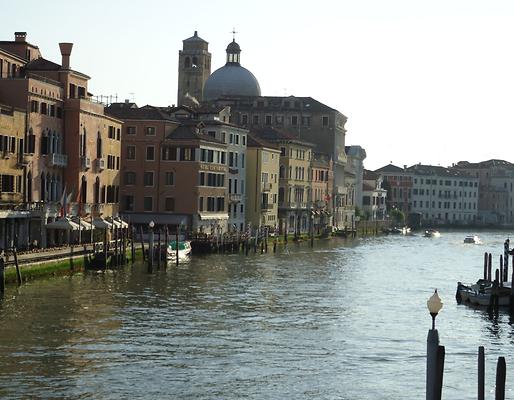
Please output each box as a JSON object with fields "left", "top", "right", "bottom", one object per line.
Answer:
{"left": 148, "top": 220, "right": 155, "bottom": 270}
{"left": 426, "top": 289, "right": 443, "bottom": 400}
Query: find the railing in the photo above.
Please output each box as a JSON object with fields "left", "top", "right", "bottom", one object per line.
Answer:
{"left": 262, "top": 182, "right": 272, "bottom": 192}
{"left": 2, "top": 151, "right": 14, "bottom": 159}
{"left": 81, "top": 156, "right": 91, "bottom": 170}
{"left": 260, "top": 202, "right": 273, "bottom": 210}
{"left": 94, "top": 158, "right": 105, "bottom": 171}
{"left": 48, "top": 153, "right": 68, "bottom": 167}
{"left": 229, "top": 193, "right": 242, "bottom": 203}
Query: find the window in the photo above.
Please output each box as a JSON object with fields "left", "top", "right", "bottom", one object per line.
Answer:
{"left": 165, "top": 171, "right": 175, "bottom": 185}
{"left": 144, "top": 171, "right": 154, "bottom": 186}
{"left": 322, "top": 116, "right": 329, "bottom": 127}
{"left": 291, "top": 116, "right": 298, "bottom": 126}
{"left": 144, "top": 197, "right": 153, "bottom": 211}
{"left": 241, "top": 115, "right": 248, "bottom": 125}
{"left": 280, "top": 147, "right": 286, "bottom": 156}
{"left": 123, "top": 195, "right": 134, "bottom": 211}
{"left": 162, "top": 146, "right": 177, "bottom": 161}
{"left": 199, "top": 197, "right": 204, "bottom": 211}
{"left": 145, "top": 127, "right": 156, "bottom": 136}
{"left": 146, "top": 146, "right": 155, "bottom": 161}
{"left": 302, "top": 116, "right": 311, "bottom": 126}
{"left": 207, "top": 197, "right": 215, "bottom": 211}
{"left": 40, "top": 102, "right": 48, "bottom": 115}
{"left": 124, "top": 171, "right": 136, "bottom": 185}
{"left": 265, "top": 115, "right": 272, "bottom": 125}
{"left": 127, "top": 146, "right": 136, "bottom": 160}
{"left": 165, "top": 197, "right": 175, "bottom": 212}
{"left": 253, "top": 115, "right": 259, "bottom": 125}
{"left": 126, "top": 126, "right": 136, "bottom": 135}
{"left": 180, "top": 147, "right": 193, "bottom": 161}
{"left": 216, "top": 197, "right": 225, "bottom": 212}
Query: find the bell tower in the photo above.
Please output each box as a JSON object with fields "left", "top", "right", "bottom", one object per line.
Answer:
{"left": 177, "top": 31, "right": 211, "bottom": 106}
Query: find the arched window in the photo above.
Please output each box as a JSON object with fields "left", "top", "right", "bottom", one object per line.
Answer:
{"left": 27, "top": 172, "right": 32, "bottom": 202}
{"left": 192, "top": 56, "right": 198, "bottom": 67}
{"left": 40, "top": 173, "right": 45, "bottom": 201}
{"left": 94, "top": 177, "right": 100, "bottom": 204}
{"left": 81, "top": 176, "right": 87, "bottom": 203}
{"left": 96, "top": 132, "right": 102, "bottom": 159}
{"left": 184, "top": 57, "right": 191, "bottom": 68}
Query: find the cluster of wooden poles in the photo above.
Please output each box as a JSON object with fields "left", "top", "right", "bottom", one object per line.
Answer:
{"left": 480, "top": 251, "right": 514, "bottom": 312}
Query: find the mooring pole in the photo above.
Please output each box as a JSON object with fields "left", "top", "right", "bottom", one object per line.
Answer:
{"left": 495, "top": 356, "right": 506, "bottom": 400}
{"left": 0, "top": 254, "right": 5, "bottom": 295}
{"left": 478, "top": 346, "right": 485, "bottom": 400}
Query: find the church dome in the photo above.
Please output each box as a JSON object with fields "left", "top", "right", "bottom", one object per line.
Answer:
{"left": 203, "top": 38, "right": 261, "bottom": 101}
{"left": 204, "top": 65, "right": 261, "bottom": 101}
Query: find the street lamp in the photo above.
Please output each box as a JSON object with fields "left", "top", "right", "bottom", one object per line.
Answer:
{"left": 148, "top": 220, "right": 155, "bottom": 269}
{"left": 426, "top": 289, "right": 444, "bottom": 400}
{"left": 427, "top": 289, "right": 443, "bottom": 330}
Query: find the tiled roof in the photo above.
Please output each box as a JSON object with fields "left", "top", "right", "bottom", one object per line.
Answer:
{"left": 455, "top": 159, "right": 514, "bottom": 169}
{"left": 246, "top": 134, "right": 278, "bottom": 150}
{"left": 106, "top": 104, "right": 177, "bottom": 121}
{"left": 166, "top": 122, "right": 224, "bottom": 144}
{"left": 374, "top": 164, "right": 404, "bottom": 173}
{"left": 25, "top": 57, "right": 61, "bottom": 71}
{"left": 407, "top": 164, "right": 475, "bottom": 178}
{"left": 251, "top": 126, "right": 315, "bottom": 147}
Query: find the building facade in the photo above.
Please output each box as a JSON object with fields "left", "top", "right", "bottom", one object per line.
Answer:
{"left": 245, "top": 134, "right": 280, "bottom": 232}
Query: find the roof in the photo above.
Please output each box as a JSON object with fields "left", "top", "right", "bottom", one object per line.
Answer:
{"left": 454, "top": 159, "right": 514, "bottom": 169}
{"left": 25, "top": 57, "right": 61, "bottom": 71}
{"left": 374, "top": 163, "right": 405, "bottom": 173}
{"left": 183, "top": 31, "right": 208, "bottom": 44}
{"left": 166, "top": 122, "right": 224, "bottom": 144}
{"left": 106, "top": 104, "right": 178, "bottom": 121}
{"left": 216, "top": 95, "right": 340, "bottom": 114}
{"left": 246, "top": 134, "right": 279, "bottom": 150}
{"left": 204, "top": 64, "right": 261, "bottom": 101}
{"left": 363, "top": 169, "right": 379, "bottom": 180}
{"left": 251, "top": 126, "right": 315, "bottom": 148}
{"left": 407, "top": 164, "right": 476, "bottom": 178}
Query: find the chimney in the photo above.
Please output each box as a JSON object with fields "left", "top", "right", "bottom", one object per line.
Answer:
{"left": 59, "top": 42, "right": 73, "bottom": 69}
{"left": 15, "top": 32, "right": 27, "bottom": 42}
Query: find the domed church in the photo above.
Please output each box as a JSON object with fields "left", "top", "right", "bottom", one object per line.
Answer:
{"left": 177, "top": 32, "right": 261, "bottom": 105}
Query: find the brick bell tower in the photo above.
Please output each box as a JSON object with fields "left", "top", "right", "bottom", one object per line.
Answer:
{"left": 177, "top": 31, "right": 211, "bottom": 106}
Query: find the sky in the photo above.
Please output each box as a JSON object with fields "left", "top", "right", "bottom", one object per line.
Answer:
{"left": 3, "top": 0, "right": 514, "bottom": 170}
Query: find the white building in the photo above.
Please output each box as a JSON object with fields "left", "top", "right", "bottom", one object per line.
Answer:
{"left": 362, "top": 170, "right": 387, "bottom": 220}
{"left": 408, "top": 164, "right": 479, "bottom": 225}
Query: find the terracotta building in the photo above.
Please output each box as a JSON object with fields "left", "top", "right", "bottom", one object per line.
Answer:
{"left": 0, "top": 32, "right": 121, "bottom": 247}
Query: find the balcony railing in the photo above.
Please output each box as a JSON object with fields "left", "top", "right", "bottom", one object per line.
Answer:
{"left": 94, "top": 158, "right": 105, "bottom": 172}
{"left": 229, "top": 193, "right": 242, "bottom": 203}
{"left": 260, "top": 202, "right": 273, "bottom": 210}
{"left": 262, "top": 182, "right": 272, "bottom": 192}
{"left": 48, "top": 153, "right": 68, "bottom": 168}
{"left": 81, "top": 156, "right": 91, "bottom": 170}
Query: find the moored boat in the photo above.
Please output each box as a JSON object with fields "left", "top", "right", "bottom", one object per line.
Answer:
{"left": 167, "top": 240, "right": 192, "bottom": 261}
{"left": 456, "top": 280, "right": 511, "bottom": 307}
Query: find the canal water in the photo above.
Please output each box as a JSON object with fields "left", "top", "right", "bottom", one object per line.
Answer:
{"left": 1, "top": 231, "right": 514, "bottom": 399}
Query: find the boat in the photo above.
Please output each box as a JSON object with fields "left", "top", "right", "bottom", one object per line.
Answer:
{"left": 401, "top": 226, "right": 411, "bottom": 235}
{"left": 167, "top": 240, "right": 192, "bottom": 261}
{"left": 424, "top": 229, "right": 441, "bottom": 237}
{"left": 456, "top": 280, "right": 511, "bottom": 307}
{"left": 464, "top": 235, "right": 480, "bottom": 244}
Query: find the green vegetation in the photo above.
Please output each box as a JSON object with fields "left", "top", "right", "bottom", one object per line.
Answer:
{"left": 390, "top": 208, "right": 405, "bottom": 224}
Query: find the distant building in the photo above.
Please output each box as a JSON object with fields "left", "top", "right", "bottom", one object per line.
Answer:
{"left": 453, "top": 160, "right": 514, "bottom": 224}
{"left": 362, "top": 170, "right": 387, "bottom": 221}
{"left": 374, "top": 163, "right": 412, "bottom": 217}
{"left": 245, "top": 134, "right": 280, "bottom": 231}
{"left": 310, "top": 154, "right": 333, "bottom": 232}
{"left": 408, "top": 164, "right": 478, "bottom": 225}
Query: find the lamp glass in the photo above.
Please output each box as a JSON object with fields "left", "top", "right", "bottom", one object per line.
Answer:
{"left": 149, "top": 221, "right": 155, "bottom": 228}
{"left": 427, "top": 289, "right": 443, "bottom": 314}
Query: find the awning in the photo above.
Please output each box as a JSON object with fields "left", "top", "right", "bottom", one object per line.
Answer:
{"left": 107, "top": 217, "right": 123, "bottom": 228}
{"left": 199, "top": 213, "right": 229, "bottom": 220}
{"left": 121, "top": 213, "right": 189, "bottom": 225}
{"left": 72, "top": 218, "right": 93, "bottom": 230}
{"left": 93, "top": 218, "right": 112, "bottom": 229}
{"left": 46, "top": 217, "right": 80, "bottom": 231}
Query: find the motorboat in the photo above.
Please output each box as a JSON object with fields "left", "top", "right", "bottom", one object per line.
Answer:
{"left": 424, "top": 229, "right": 441, "bottom": 238}
{"left": 167, "top": 240, "right": 192, "bottom": 261}
{"left": 401, "top": 226, "right": 411, "bottom": 235}
{"left": 456, "top": 280, "right": 511, "bottom": 307}
{"left": 464, "top": 235, "right": 480, "bottom": 244}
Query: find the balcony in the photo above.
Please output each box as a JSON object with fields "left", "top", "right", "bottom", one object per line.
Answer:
{"left": 81, "top": 156, "right": 91, "bottom": 170}
{"left": 260, "top": 202, "right": 273, "bottom": 210}
{"left": 0, "top": 192, "right": 22, "bottom": 203}
{"left": 229, "top": 193, "right": 242, "bottom": 203}
{"left": 94, "top": 158, "right": 105, "bottom": 172}
{"left": 17, "top": 153, "right": 33, "bottom": 167}
{"left": 262, "top": 182, "right": 272, "bottom": 192}
{"left": 48, "top": 153, "right": 68, "bottom": 168}
{"left": 2, "top": 151, "right": 14, "bottom": 160}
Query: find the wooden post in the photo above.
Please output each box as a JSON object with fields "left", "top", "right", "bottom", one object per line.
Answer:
{"left": 103, "top": 228, "right": 108, "bottom": 269}
{"left": 488, "top": 253, "right": 493, "bottom": 281}
{"left": 140, "top": 225, "right": 145, "bottom": 261}
{"left": 434, "top": 345, "right": 445, "bottom": 400}
{"left": 273, "top": 237, "right": 277, "bottom": 253}
{"left": 0, "top": 254, "right": 5, "bottom": 295}
{"left": 157, "top": 229, "right": 162, "bottom": 269}
{"left": 500, "top": 255, "right": 504, "bottom": 287}
{"left": 130, "top": 226, "right": 135, "bottom": 263}
{"left": 114, "top": 227, "right": 118, "bottom": 266}
{"left": 484, "top": 252, "right": 488, "bottom": 281}
{"left": 12, "top": 246, "right": 21, "bottom": 285}
{"left": 495, "top": 356, "right": 506, "bottom": 400}
{"left": 478, "top": 346, "right": 485, "bottom": 400}
{"left": 176, "top": 225, "right": 179, "bottom": 266}
{"left": 284, "top": 220, "right": 288, "bottom": 244}
{"left": 260, "top": 240, "right": 264, "bottom": 254}
{"left": 164, "top": 226, "right": 169, "bottom": 268}
{"left": 245, "top": 238, "right": 249, "bottom": 256}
